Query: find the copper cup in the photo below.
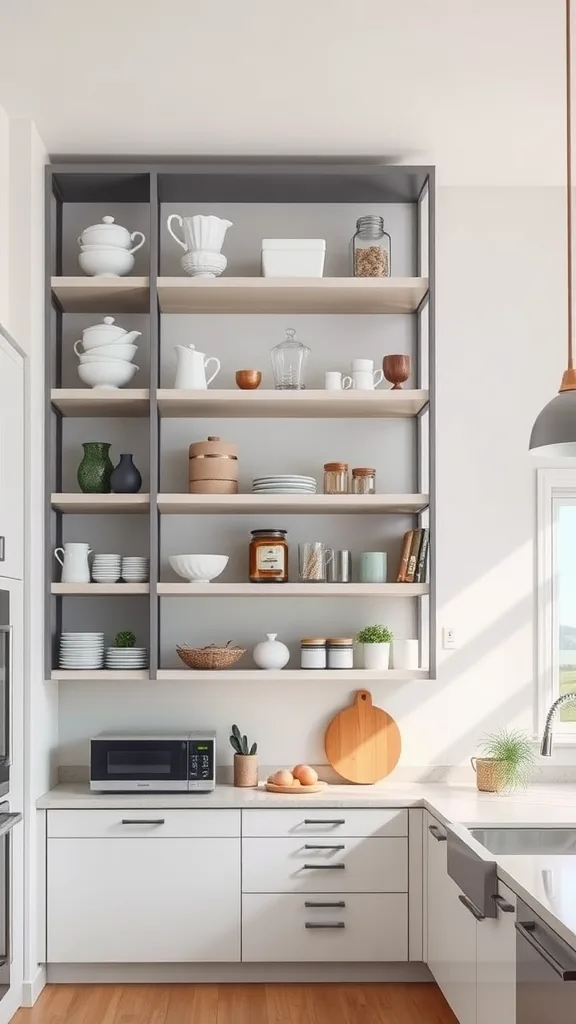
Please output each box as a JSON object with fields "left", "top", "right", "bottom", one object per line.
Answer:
{"left": 383, "top": 354, "right": 411, "bottom": 390}
{"left": 235, "top": 369, "right": 262, "bottom": 390}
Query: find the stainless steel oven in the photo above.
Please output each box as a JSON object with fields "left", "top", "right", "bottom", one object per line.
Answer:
{"left": 0, "top": 804, "right": 22, "bottom": 997}
{"left": 90, "top": 732, "right": 217, "bottom": 791}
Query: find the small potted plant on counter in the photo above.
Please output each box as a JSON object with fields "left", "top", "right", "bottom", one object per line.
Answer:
{"left": 355, "top": 624, "right": 394, "bottom": 670}
{"left": 471, "top": 728, "right": 535, "bottom": 793}
{"left": 230, "top": 724, "right": 258, "bottom": 788}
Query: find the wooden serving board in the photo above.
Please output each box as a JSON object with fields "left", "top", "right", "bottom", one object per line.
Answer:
{"left": 264, "top": 781, "right": 327, "bottom": 795}
{"left": 324, "top": 689, "right": 401, "bottom": 784}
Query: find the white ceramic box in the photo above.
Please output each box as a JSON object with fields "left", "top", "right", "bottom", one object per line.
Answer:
{"left": 261, "top": 238, "right": 326, "bottom": 277}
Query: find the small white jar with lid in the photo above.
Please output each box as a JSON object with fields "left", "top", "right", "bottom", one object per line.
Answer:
{"left": 327, "top": 638, "right": 354, "bottom": 670}
{"left": 301, "top": 638, "right": 327, "bottom": 670}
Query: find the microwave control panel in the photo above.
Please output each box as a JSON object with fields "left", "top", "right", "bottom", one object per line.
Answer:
{"left": 188, "top": 738, "right": 215, "bottom": 789}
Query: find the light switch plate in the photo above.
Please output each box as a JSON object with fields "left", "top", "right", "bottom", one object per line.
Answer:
{"left": 442, "top": 626, "right": 456, "bottom": 649}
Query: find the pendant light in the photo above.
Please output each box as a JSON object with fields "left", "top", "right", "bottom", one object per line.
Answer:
{"left": 530, "top": 0, "right": 576, "bottom": 455}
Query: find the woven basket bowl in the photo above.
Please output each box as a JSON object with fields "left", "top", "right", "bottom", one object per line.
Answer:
{"left": 176, "top": 644, "right": 246, "bottom": 670}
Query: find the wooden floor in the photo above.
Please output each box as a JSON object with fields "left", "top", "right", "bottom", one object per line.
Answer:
{"left": 13, "top": 983, "right": 457, "bottom": 1024}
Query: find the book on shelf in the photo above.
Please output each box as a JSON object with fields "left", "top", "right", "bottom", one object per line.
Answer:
{"left": 415, "top": 528, "right": 430, "bottom": 583}
{"left": 397, "top": 528, "right": 429, "bottom": 583}
{"left": 404, "top": 529, "right": 423, "bottom": 583}
{"left": 396, "top": 530, "right": 414, "bottom": 582}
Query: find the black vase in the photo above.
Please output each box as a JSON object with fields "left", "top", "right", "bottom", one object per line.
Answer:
{"left": 110, "top": 453, "right": 142, "bottom": 494}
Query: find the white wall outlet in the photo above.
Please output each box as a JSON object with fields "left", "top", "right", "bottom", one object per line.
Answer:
{"left": 442, "top": 626, "right": 456, "bottom": 650}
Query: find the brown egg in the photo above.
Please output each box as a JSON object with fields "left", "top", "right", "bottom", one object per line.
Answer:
{"left": 292, "top": 778, "right": 302, "bottom": 787}
{"left": 293, "top": 764, "right": 318, "bottom": 786}
{"left": 270, "top": 769, "right": 294, "bottom": 786}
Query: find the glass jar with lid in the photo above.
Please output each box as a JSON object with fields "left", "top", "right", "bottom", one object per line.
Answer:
{"left": 300, "top": 638, "right": 327, "bottom": 670}
{"left": 249, "top": 529, "right": 288, "bottom": 583}
{"left": 351, "top": 467, "right": 376, "bottom": 494}
{"left": 327, "top": 638, "right": 354, "bottom": 670}
{"left": 271, "top": 328, "right": 310, "bottom": 390}
{"left": 352, "top": 216, "right": 391, "bottom": 277}
{"left": 324, "top": 462, "right": 349, "bottom": 494}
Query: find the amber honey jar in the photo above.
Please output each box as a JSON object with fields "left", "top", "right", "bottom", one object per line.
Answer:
{"left": 249, "top": 529, "right": 288, "bottom": 583}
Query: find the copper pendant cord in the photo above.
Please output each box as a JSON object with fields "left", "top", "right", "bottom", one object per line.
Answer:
{"left": 560, "top": 0, "right": 576, "bottom": 390}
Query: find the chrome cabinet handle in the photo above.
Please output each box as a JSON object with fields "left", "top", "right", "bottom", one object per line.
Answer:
{"left": 0, "top": 538, "right": 5, "bottom": 562}
{"left": 305, "top": 922, "right": 345, "bottom": 929}
{"left": 304, "top": 844, "right": 345, "bottom": 850}
{"left": 303, "top": 863, "right": 345, "bottom": 870}
{"left": 492, "top": 893, "right": 514, "bottom": 913}
{"left": 121, "top": 818, "right": 166, "bottom": 825}
{"left": 515, "top": 921, "right": 576, "bottom": 980}
{"left": 428, "top": 824, "right": 447, "bottom": 842}
{"left": 304, "top": 819, "right": 345, "bottom": 825}
{"left": 458, "top": 894, "right": 485, "bottom": 921}
{"left": 305, "top": 901, "right": 346, "bottom": 908}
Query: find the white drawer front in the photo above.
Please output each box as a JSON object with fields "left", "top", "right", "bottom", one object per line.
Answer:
{"left": 47, "top": 809, "right": 240, "bottom": 839}
{"left": 242, "top": 808, "right": 408, "bottom": 838}
{"left": 242, "top": 837, "right": 407, "bottom": 893}
{"left": 242, "top": 892, "right": 408, "bottom": 962}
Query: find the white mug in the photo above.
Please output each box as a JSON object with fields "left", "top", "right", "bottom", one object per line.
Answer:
{"left": 391, "top": 638, "right": 419, "bottom": 670}
{"left": 352, "top": 369, "right": 384, "bottom": 390}
{"left": 54, "top": 542, "right": 92, "bottom": 583}
{"left": 352, "top": 358, "right": 375, "bottom": 372}
{"left": 325, "top": 371, "right": 352, "bottom": 391}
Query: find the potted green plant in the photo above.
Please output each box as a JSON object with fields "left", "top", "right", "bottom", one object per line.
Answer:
{"left": 355, "top": 624, "right": 394, "bottom": 670}
{"left": 115, "top": 630, "right": 135, "bottom": 648}
{"left": 471, "top": 729, "right": 535, "bottom": 793}
{"left": 229, "top": 724, "right": 258, "bottom": 788}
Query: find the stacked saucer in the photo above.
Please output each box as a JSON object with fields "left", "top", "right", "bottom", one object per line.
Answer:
{"left": 252, "top": 475, "right": 317, "bottom": 494}
{"left": 121, "top": 557, "right": 149, "bottom": 583}
{"left": 92, "top": 554, "right": 121, "bottom": 583}
{"left": 105, "top": 647, "right": 148, "bottom": 670}
{"left": 59, "top": 632, "right": 104, "bottom": 670}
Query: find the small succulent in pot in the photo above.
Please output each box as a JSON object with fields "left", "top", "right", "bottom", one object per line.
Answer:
{"left": 355, "top": 624, "right": 394, "bottom": 644}
{"left": 472, "top": 728, "right": 536, "bottom": 793}
{"left": 355, "top": 624, "right": 393, "bottom": 671}
{"left": 115, "top": 630, "right": 136, "bottom": 648}
{"left": 230, "top": 724, "right": 258, "bottom": 788}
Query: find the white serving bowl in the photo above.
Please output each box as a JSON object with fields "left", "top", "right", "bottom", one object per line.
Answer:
{"left": 169, "top": 554, "right": 229, "bottom": 583}
{"left": 78, "top": 343, "right": 138, "bottom": 363}
{"left": 79, "top": 247, "right": 135, "bottom": 278}
{"left": 181, "top": 251, "right": 227, "bottom": 279}
{"left": 78, "top": 360, "right": 139, "bottom": 389}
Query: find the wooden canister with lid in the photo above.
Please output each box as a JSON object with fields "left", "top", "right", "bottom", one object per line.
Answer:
{"left": 188, "top": 436, "right": 239, "bottom": 494}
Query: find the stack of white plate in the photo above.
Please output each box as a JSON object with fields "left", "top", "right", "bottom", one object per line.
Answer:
{"left": 121, "top": 557, "right": 149, "bottom": 583}
{"left": 92, "top": 554, "right": 121, "bottom": 583}
{"left": 105, "top": 647, "right": 148, "bottom": 670}
{"left": 59, "top": 633, "right": 104, "bottom": 670}
{"left": 252, "top": 475, "right": 317, "bottom": 494}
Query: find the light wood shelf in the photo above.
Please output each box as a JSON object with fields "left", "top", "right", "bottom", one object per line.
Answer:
{"left": 157, "top": 389, "right": 428, "bottom": 419}
{"left": 50, "top": 670, "right": 150, "bottom": 681}
{"left": 157, "top": 277, "right": 428, "bottom": 314}
{"left": 158, "top": 493, "right": 429, "bottom": 515}
{"left": 51, "top": 389, "right": 149, "bottom": 417}
{"left": 51, "top": 583, "right": 149, "bottom": 595}
{"left": 157, "top": 669, "right": 429, "bottom": 682}
{"left": 51, "top": 494, "right": 150, "bottom": 514}
{"left": 51, "top": 277, "right": 150, "bottom": 313}
{"left": 158, "top": 583, "right": 428, "bottom": 597}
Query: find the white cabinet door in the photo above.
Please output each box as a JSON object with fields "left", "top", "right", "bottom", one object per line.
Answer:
{"left": 47, "top": 837, "right": 240, "bottom": 962}
{"left": 477, "top": 881, "right": 516, "bottom": 1024}
{"left": 426, "top": 813, "right": 477, "bottom": 1024}
{"left": 0, "top": 335, "right": 23, "bottom": 580}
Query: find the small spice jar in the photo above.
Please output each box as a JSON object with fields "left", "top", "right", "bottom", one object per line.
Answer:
{"left": 324, "top": 462, "right": 349, "bottom": 494}
{"left": 249, "top": 529, "right": 288, "bottom": 583}
{"left": 352, "top": 216, "right": 391, "bottom": 277}
{"left": 327, "top": 638, "right": 354, "bottom": 670}
{"left": 352, "top": 467, "right": 376, "bottom": 495}
{"left": 300, "top": 638, "right": 327, "bottom": 670}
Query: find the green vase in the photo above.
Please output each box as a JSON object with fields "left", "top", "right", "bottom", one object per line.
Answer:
{"left": 77, "top": 442, "right": 113, "bottom": 494}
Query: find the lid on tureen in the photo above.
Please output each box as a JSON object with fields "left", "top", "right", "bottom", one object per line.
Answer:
{"left": 81, "top": 216, "right": 128, "bottom": 233}
{"left": 83, "top": 316, "right": 125, "bottom": 335}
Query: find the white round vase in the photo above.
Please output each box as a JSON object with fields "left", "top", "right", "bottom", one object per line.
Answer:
{"left": 253, "top": 633, "right": 290, "bottom": 670}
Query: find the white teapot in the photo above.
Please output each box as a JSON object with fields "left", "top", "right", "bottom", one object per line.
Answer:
{"left": 174, "top": 345, "right": 221, "bottom": 390}
{"left": 76, "top": 317, "right": 142, "bottom": 352}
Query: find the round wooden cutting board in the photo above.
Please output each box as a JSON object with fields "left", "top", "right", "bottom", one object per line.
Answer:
{"left": 324, "top": 690, "right": 401, "bottom": 784}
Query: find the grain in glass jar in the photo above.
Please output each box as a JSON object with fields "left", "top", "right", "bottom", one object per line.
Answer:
{"left": 249, "top": 529, "right": 288, "bottom": 583}
{"left": 327, "top": 638, "right": 354, "bottom": 669}
{"left": 351, "top": 467, "right": 376, "bottom": 494}
{"left": 352, "top": 215, "right": 391, "bottom": 277}
{"left": 324, "top": 462, "right": 349, "bottom": 494}
{"left": 300, "top": 638, "right": 327, "bottom": 669}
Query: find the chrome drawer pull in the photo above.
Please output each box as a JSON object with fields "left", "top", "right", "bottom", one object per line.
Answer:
{"left": 304, "top": 844, "right": 345, "bottom": 850}
{"left": 305, "top": 901, "right": 346, "bottom": 908}
{"left": 492, "top": 893, "right": 514, "bottom": 913}
{"left": 305, "top": 922, "right": 345, "bottom": 929}
{"left": 121, "top": 819, "right": 166, "bottom": 825}
{"left": 428, "top": 824, "right": 447, "bottom": 842}
{"left": 304, "top": 819, "right": 345, "bottom": 825}
{"left": 303, "top": 863, "right": 345, "bottom": 870}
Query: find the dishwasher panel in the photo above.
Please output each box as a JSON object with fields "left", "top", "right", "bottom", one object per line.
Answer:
{"left": 516, "top": 897, "right": 576, "bottom": 1023}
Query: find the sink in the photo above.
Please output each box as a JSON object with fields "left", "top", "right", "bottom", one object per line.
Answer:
{"left": 469, "top": 827, "right": 576, "bottom": 855}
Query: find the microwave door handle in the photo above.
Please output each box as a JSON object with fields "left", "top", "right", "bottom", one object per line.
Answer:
{"left": 0, "top": 628, "right": 11, "bottom": 765}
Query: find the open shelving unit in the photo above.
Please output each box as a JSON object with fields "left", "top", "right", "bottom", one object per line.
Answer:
{"left": 46, "top": 162, "right": 435, "bottom": 683}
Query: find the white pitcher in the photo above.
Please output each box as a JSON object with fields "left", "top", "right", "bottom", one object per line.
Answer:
{"left": 174, "top": 345, "right": 221, "bottom": 390}
{"left": 167, "top": 215, "right": 232, "bottom": 255}
{"left": 54, "top": 543, "right": 92, "bottom": 583}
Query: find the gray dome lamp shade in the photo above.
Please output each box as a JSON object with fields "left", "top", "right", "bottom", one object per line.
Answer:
{"left": 530, "top": 0, "right": 576, "bottom": 457}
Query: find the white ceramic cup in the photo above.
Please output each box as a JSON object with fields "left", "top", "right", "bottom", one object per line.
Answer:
{"left": 54, "top": 542, "right": 92, "bottom": 583}
{"left": 352, "top": 369, "right": 384, "bottom": 390}
{"left": 391, "top": 639, "right": 419, "bottom": 670}
{"left": 352, "top": 358, "right": 375, "bottom": 372}
{"left": 324, "top": 371, "right": 352, "bottom": 391}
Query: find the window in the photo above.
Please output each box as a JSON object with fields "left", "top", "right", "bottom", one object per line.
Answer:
{"left": 537, "top": 468, "right": 576, "bottom": 737}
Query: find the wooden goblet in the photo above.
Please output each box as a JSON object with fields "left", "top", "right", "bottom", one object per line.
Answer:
{"left": 235, "top": 369, "right": 262, "bottom": 390}
{"left": 383, "top": 354, "right": 411, "bottom": 390}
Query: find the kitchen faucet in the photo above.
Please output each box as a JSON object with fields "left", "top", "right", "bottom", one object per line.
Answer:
{"left": 540, "top": 693, "right": 576, "bottom": 755}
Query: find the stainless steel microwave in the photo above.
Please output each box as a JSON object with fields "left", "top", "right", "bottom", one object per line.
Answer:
{"left": 90, "top": 732, "right": 216, "bottom": 792}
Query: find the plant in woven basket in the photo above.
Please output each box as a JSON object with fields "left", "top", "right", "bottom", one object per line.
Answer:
{"left": 229, "top": 724, "right": 257, "bottom": 757}
{"left": 355, "top": 624, "right": 393, "bottom": 644}
{"left": 115, "top": 630, "right": 136, "bottom": 648}
{"left": 477, "top": 728, "right": 535, "bottom": 791}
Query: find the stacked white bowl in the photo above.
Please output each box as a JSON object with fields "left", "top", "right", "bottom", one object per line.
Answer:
{"left": 74, "top": 316, "right": 141, "bottom": 389}
{"left": 92, "top": 554, "right": 122, "bottom": 583}
{"left": 105, "top": 647, "right": 148, "bottom": 670}
{"left": 59, "top": 633, "right": 104, "bottom": 670}
{"left": 252, "top": 475, "right": 317, "bottom": 494}
{"left": 121, "top": 557, "right": 149, "bottom": 583}
{"left": 78, "top": 216, "right": 146, "bottom": 278}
